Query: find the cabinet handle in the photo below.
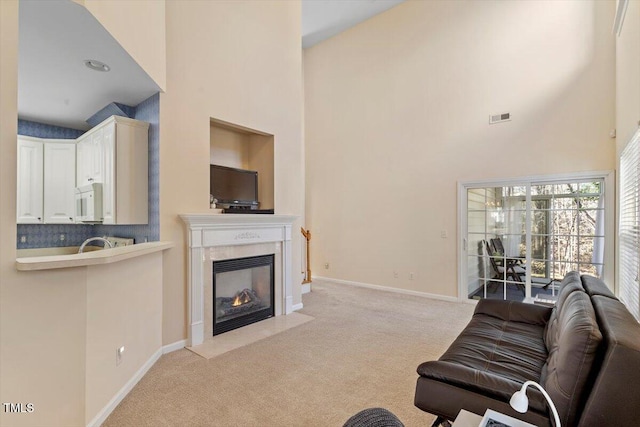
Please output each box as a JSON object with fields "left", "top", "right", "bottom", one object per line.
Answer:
{"left": 37, "top": 217, "right": 41, "bottom": 221}
{"left": 88, "top": 178, "right": 94, "bottom": 182}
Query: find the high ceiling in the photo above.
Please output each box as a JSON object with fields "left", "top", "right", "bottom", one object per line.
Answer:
{"left": 18, "top": 0, "right": 404, "bottom": 130}
{"left": 302, "top": 0, "right": 405, "bottom": 48}
{"left": 18, "top": 0, "right": 160, "bottom": 130}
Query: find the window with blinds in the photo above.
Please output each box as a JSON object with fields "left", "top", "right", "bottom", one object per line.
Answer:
{"left": 619, "top": 129, "right": 640, "bottom": 321}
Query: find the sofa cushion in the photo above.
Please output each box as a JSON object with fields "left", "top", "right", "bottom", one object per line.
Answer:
{"left": 580, "top": 274, "right": 617, "bottom": 300}
{"left": 417, "top": 312, "right": 548, "bottom": 407}
{"left": 544, "top": 272, "right": 584, "bottom": 350}
{"left": 541, "top": 290, "right": 602, "bottom": 427}
{"left": 474, "top": 299, "right": 552, "bottom": 326}
{"left": 558, "top": 270, "right": 582, "bottom": 290}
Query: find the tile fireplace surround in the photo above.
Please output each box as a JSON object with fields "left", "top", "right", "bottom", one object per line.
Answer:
{"left": 180, "top": 214, "right": 297, "bottom": 346}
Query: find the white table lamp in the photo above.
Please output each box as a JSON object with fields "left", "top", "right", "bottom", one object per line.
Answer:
{"left": 509, "top": 380, "right": 561, "bottom": 427}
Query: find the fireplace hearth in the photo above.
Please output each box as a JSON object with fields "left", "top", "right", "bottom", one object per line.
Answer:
{"left": 213, "top": 254, "right": 275, "bottom": 335}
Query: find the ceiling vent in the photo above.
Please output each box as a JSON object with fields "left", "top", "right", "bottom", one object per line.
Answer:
{"left": 489, "top": 112, "right": 511, "bottom": 124}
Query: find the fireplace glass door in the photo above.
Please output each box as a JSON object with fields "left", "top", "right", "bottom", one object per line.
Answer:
{"left": 213, "top": 254, "right": 275, "bottom": 336}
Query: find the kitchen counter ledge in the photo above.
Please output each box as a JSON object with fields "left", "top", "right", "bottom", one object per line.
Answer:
{"left": 16, "top": 241, "right": 174, "bottom": 271}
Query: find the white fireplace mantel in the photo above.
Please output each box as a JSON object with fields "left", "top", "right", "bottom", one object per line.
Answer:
{"left": 180, "top": 213, "right": 297, "bottom": 346}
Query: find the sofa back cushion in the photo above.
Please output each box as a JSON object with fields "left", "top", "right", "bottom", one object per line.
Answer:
{"left": 580, "top": 275, "right": 617, "bottom": 300}
{"left": 541, "top": 290, "right": 602, "bottom": 427}
{"left": 558, "top": 270, "right": 582, "bottom": 290}
{"left": 544, "top": 271, "right": 584, "bottom": 350}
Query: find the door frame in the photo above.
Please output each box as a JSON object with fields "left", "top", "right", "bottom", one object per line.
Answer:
{"left": 457, "top": 170, "right": 615, "bottom": 302}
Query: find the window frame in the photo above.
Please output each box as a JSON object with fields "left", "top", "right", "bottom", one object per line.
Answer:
{"left": 458, "top": 171, "right": 615, "bottom": 303}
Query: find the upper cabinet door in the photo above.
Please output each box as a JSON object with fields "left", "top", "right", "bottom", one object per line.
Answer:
{"left": 17, "top": 137, "right": 44, "bottom": 224}
{"left": 99, "top": 115, "right": 149, "bottom": 225}
{"left": 90, "top": 128, "right": 105, "bottom": 184}
{"left": 76, "top": 128, "right": 104, "bottom": 187}
{"left": 76, "top": 134, "right": 89, "bottom": 187}
{"left": 43, "top": 141, "right": 76, "bottom": 224}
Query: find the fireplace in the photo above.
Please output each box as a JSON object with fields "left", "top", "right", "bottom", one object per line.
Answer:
{"left": 213, "top": 254, "right": 275, "bottom": 335}
{"left": 180, "top": 213, "right": 296, "bottom": 346}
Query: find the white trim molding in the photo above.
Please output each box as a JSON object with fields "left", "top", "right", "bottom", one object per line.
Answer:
{"left": 180, "top": 214, "right": 297, "bottom": 347}
{"left": 314, "top": 276, "right": 460, "bottom": 303}
{"left": 86, "top": 348, "right": 162, "bottom": 427}
{"left": 162, "top": 339, "right": 187, "bottom": 354}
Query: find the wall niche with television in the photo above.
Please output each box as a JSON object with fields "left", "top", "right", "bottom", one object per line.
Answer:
{"left": 209, "top": 118, "right": 274, "bottom": 211}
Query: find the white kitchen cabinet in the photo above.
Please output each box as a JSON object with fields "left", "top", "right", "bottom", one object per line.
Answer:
{"left": 17, "top": 115, "right": 149, "bottom": 226}
{"left": 76, "top": 127, "right": 104, "bottom": 187}
{"left": 92, "top": 115, "right": 149, "bottom": 224}
{"left": 43, "top": 141, "right": 76, "bottom": 224}
{"left": 17, "top": 136, "right": 75, "bottom": 224}
{"left": 76, "top": 135, "right": 89, "bottom": 186}
{"left": 17, "top": 136, "right": 44, "bottom": 224}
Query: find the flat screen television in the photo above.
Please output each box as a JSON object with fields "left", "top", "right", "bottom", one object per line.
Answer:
{"left": 210, "top": 164, "right": 258, "bottom": 207}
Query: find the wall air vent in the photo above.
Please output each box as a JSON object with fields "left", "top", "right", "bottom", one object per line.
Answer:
{"left": 489, "top": 112, "right": 511, "bottom": 124}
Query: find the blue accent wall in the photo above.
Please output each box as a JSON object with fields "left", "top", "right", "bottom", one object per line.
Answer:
{"left": 17, "top": 120, "right": 84, "bottom": 139}
{"left": 86, "top": 102, "right": 134, "bottom": 128}
{"left": 17, "top": 92, "right": 160, "bottom": 249}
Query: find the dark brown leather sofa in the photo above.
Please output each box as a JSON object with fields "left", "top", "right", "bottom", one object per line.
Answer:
{"left": 414, "top": 272, "right": 640, "bottom": 426}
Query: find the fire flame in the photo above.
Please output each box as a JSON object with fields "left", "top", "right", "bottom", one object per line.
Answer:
{"left": 231, "top": 289, "right": 253, "bottom": 307}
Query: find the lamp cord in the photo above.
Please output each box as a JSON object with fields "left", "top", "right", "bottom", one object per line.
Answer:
{"left": 522, "top": 381, "right": 561, "bottom": 427}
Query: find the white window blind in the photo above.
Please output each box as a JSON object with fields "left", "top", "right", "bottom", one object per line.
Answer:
{"left": 619, "top": 129, "right": 640, "bottom": 321}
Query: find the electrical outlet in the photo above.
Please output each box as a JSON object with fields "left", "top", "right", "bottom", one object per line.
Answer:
{"left": 393, "top": 271, "right": 398, "bottom": 279}
{"left": 116, "top": 346, "right": 125, "bottom": 366}
{"left": 60, "top": 234, "right": 65, "bottom": 241}
{"left": 440, "top": 230, "right": 448, "bottom": 238}
{"left": 324, "top": 262, "right": 330, "bottom": 270}
{"left": 409, "top": 272, "right": 415, "bottom": 281}
{"left": 20, "top": 236, "right": 26, "bottom": 243}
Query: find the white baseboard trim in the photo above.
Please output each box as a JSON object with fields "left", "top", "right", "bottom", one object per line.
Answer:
{"left": 162, "top": 339, "right": 187, "bottom": 354}
{"left": 291, "top": 302, "right": 304, "bottom": 311}
{"left": 301, "top": 283, "right": 311, "bottom": 294}
{"left": 313, "top": 276, "right": 459, "bottom": 303}
{"left": 86, "top": 347, "right": 162, "bottom": 427}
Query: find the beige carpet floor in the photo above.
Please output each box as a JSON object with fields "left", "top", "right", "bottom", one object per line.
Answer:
{"left": 103, "top": 280, "right": 475, "bottom": 427}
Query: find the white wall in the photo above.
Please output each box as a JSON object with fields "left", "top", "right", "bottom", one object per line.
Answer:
{"left": 85, "top": 253, "right": 163, "bottom": 425}
{"left": 1, "top": 2, "right": 87, "bottom": 426}
{"left": 305, "top": 0, "right": 616, "bottom": 297}
{"left": 80, "top": 0, "right": 166, "bottom": 91}
{"left": 617, "top": 1, "right": 640, "bottom": 156}
{"left": 0, "top": 3, "right": 167, "bottom": 425}
{"left": 160, "top": 1, "right": 303, "bottom": 345}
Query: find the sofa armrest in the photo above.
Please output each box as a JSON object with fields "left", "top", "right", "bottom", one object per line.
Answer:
{"left": 474, "top": 299, "right": 552, "bottom": 326}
